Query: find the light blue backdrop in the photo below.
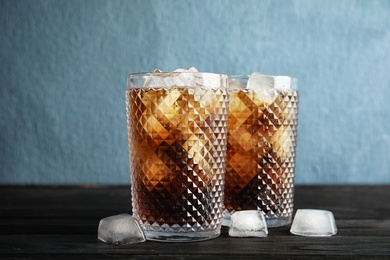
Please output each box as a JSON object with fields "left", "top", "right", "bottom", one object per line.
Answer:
{"left": 1, "top": 0, "right": 390, "bottom": 184}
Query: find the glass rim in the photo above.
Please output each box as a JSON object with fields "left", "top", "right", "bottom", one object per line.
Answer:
{"left": 128, "top": 71, "right": 228, "bottom": 79}
{"left": 229, "top": 74, "right": 297, "bottom": 81}
{"left": 228, "top": 74, "right": 298, "bottom": 90}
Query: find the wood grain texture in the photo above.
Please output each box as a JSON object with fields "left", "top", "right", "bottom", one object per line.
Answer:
{"left": 0, "top": 185, "right": 389, "bottom": 259}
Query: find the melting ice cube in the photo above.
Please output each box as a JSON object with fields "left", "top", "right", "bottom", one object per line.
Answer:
{"left": 98, "top": 213, "right": 146, "bottom": 245}
{"left": 228, "top": 210, "right": 268, "bottom": 237}
{"left": 290, "top": 209, "right": 337, "bottom": 237}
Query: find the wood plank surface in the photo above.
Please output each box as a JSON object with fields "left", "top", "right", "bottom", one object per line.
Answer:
{"left": 0, "top": 185, "right": 389, "bottom": 259}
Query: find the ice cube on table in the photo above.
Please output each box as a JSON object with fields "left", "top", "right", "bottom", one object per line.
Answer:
{"left": 228, "top": 210, "right": 268, "bottom": 237}
{"left": 290, "top": 209, "right": 337, "bottom": 237}
{"left": 98, "top": 213, "right": 146, "bottom": 245}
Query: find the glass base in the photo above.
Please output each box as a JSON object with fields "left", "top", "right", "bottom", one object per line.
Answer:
{"left": 266, "top": 215, "right": 292, "bottom": 228}
{"left": 222, "top": 210, "right": 292, "bottom": 228}
{"left": 145, "top": 229, "right": 221, "bottom": 242}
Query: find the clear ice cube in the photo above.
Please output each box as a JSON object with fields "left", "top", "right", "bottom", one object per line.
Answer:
{"left": 173, "top": 66, "right": 198, "bottom": 73}
{"left": 247, "top": 72, "right": 274, "bottom": 90}
{"left": 171, "top": 67, "right": 198, "bottom": 86}
{"left": 290, "top": 209, "right": 337, "bottom": 237}
{"left": 246, "top": 72, "right": 277, "bottom": 104}
{"left": 273, "top": 76, "right": 293, "bottom": 90}
{"left": 247, "top": 72, "right": 293, "bottom": 90}
{"left": 228, "top": 79, "right": 246, "bottom": 90}
{"left": 144, "top": 67, "right": 202, "bottom": 88}
{"left": 197, "top": 72, "right": 222, "bottom": 88}
{"left": 98, "top": 213, "right": 146, "bottom": 245}
{"left": 228, "top": 210, "right": 268, "bottom": 237}
{"left": 143, "top": 68, "right": 165, "bottom": 87}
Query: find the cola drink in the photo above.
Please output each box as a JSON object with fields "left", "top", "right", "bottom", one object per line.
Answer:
{"left": 224, "top": 75, "right": 299, "bottom": 228}
{"left": 126, "top": 71, "right": 229, "bottom": 241}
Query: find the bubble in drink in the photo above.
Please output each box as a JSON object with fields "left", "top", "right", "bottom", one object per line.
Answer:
{"left": 224, "top": 73, "right": 299, "bottom": 228}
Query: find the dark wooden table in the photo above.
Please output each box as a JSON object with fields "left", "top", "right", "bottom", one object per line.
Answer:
{"left": 0, "top": 185, "right": 389, "bottom": 259}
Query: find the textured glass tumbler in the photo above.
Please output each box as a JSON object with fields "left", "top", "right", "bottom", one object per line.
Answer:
{"left": 224, "top": 74, "right": 299, "bottom": 227}
{"left": 126, "top": 72, "right": 229, "bottom": 242}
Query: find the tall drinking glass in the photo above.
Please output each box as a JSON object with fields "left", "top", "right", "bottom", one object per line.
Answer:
{"left": 126, "top": 71, "right": 229, "bottom": 241}
{"left": 224, "top": 74, "right": 299, "bottom": 227}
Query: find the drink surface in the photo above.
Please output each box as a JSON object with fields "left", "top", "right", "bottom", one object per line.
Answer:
{"left": 225, "top": 88, "right": 299, "bottom": 222}
{"left": 126, "top": 86, "right": 229, "bottom": 234}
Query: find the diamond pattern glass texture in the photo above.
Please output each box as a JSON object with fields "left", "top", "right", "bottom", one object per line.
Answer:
{"left": 127, "top": 86, "right": 229, "bottom": 241}
{"left": 225, "top": 88, "right": 299, "bottom": 227}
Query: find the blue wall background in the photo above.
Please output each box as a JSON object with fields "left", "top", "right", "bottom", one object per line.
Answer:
{"left": 1, "top": 0, "right": 390, "bottom": 184}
